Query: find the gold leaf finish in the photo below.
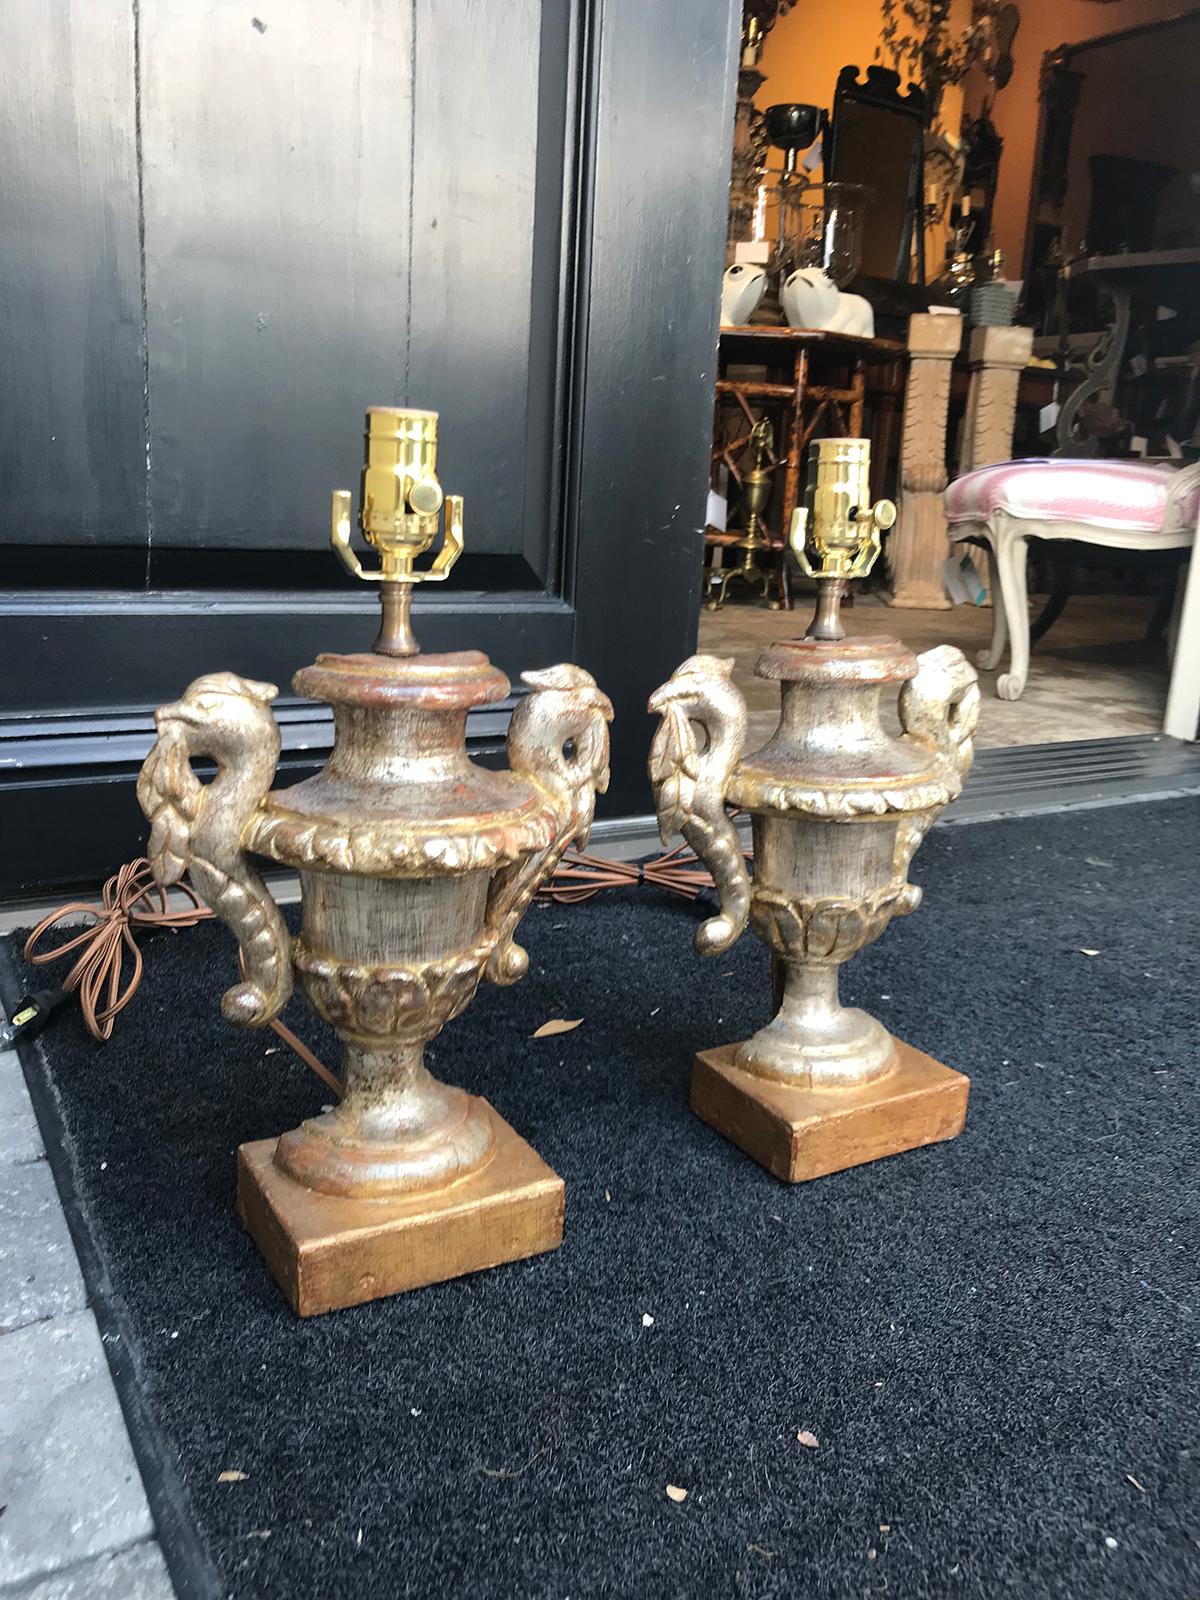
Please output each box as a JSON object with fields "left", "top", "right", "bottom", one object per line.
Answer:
{"left": 649, "top": 622, "right": 980, "bottom": 1090}
{"left": 137, "top": 672, "right": 293, "bottom": 1028}
{"left": 647, "top": 655, "right": 751, "bottom": 957}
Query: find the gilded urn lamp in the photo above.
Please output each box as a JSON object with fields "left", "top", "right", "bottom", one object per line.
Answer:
{"left": 649, "top": 437, "right": 979, "bottom": 1183}
{"left": 138, "top": 408, "right": 612, "bottom": 1314}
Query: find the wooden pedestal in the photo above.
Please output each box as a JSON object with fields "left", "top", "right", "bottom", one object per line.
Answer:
{"left": 237, "top": 1100, "right": 565, "bottom": 1316}
{"left": 691, "top": 1038, "right": 969, "bottom": 1184}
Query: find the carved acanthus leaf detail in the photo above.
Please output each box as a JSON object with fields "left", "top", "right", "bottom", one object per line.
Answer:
{"left": 751, "top": 884, "right": 910, "bottom": 963}
{"left": 247, "top": 805, "right": 558, "bottom": 880}
{"left": 295, "top": 931, "right": 499, "bottom": 1046}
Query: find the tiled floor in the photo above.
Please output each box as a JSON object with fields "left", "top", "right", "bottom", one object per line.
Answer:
{"left": 699, "top": 589, "right": 1169, "bottom": 752}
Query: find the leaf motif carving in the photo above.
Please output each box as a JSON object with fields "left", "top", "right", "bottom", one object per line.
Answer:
{"left": 294, "top": 933, "right": 499, "bottom": 1046}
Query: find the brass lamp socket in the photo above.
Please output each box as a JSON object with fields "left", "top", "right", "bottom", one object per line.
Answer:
{"left": 789, "top": 437, "right": 896, "bottom": 640}
{"left": 360, "top": 407, "right": 445, "bottom": 565}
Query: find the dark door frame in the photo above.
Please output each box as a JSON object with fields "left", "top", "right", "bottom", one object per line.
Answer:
{"left": 0, "top": 0, "right": 740, "bottom": 897}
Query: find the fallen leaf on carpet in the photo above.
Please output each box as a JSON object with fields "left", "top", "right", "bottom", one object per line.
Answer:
{"left": 1126, "top": 1474, "right": 1146, "bottom": 1493}
{"left": 796, "top": 1430, "right": 819, "bottom": 1449}
{"left": 1080, "top": 949, "right": 1100, "bottom": 957}
{"left": 532, "top": 1018, "right": 583, "bottom": 1038}
{"left": 666, "top": 1484, "right": 688, "bottom": 1502}
{"left": 218, "top": 1470, "right": 248, "bottom": 1483}
{"left": 642, "top": 1312, "right": 655, "bottom": 1327}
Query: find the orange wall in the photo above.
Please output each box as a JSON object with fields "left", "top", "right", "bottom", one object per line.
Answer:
{"left": 757, "top": 0, "right": 970, "bottom": 152}
{"left": 755, "top": 0, "right": 970, "bottom": 279}
{"left": 758, "top": 0, "right": 1190, "bottom": 272}
{"left": 758, "top": 0, "right": 923, "bottom": 118}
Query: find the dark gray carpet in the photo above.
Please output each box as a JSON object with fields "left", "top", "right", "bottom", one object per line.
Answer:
{"left": 10, "top": 798, "right": 1200, "bottom": 1600}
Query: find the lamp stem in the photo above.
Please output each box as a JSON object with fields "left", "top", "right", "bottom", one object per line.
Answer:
{"left": 805, "top": 576, "right": 847, "bottom": 641}
{"left": 375, "top": 580, "right": 419, "bottom": 656}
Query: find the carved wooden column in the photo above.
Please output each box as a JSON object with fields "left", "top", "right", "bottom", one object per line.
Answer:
{"left": 958, "top": 324, "right": 1034, "bottom": 475}
{"left": 887, "top": 312, "right": 962, "bottom": 610}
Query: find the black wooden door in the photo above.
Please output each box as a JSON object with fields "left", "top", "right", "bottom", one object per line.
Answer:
{"left": 0, "top": 0, "right": 738, "bottom": 896}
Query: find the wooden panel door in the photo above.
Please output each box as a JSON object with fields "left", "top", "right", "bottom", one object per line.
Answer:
{"left": 0, "top": 0, "right": 738, "bottom": 895}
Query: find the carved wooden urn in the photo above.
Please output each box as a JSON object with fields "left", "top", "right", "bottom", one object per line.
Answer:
{"left": 137, "top": 408, "right": 612, "bottom": 1314}
{"left": 648, "top": 438, "right": 980, "bottom": 1184}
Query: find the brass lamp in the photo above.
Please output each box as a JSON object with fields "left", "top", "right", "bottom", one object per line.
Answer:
{"left": 138, "top": 406, "right": 613, "bottom": 1314}
{"left": 649, "top": 436, "right": 979, "bottom": 1184}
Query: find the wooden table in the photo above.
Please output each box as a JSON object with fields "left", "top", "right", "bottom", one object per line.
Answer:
{"left": 710, "top": 326, "right": 905, "bottom": 609}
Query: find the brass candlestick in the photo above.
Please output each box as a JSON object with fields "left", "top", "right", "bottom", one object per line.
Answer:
{"left": 139, "top": 406, "right": 612, "bottom": 1314}
{"left": 650, "top": 436, "right": 979, "bottom": 1184}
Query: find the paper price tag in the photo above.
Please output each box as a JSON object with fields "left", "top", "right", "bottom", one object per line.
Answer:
{"left": 734, "top": 239, "right": 771, "bottom": 265}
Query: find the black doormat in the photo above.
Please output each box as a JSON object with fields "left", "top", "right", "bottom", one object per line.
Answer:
{"left": 9, "top": 799, "right": 1200, "bottom": 1600}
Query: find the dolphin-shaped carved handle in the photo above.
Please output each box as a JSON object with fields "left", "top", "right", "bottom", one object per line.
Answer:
{"left": 892, "top": 645, "right": 981, "bottom": 913}
{"left": 137, "top": 673, "right": 293, "bottom": 1027}
{"left": 647, "top": 655, "right": 751, "bottom": 957}
{"left": 899, "top": 645, "right": 981, "bottom": 782}
{"left": 485, "top": 665, "right": 614, "bottom": 986}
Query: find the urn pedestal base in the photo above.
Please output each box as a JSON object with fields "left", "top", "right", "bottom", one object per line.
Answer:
{"left": 691, "top": 1039, "right": 969, "bottom": 1184}
{"left": 237, "top": 1100, "right": 564, "bottom": 1316}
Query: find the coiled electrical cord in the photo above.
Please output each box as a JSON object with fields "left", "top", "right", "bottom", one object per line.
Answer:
{"left": 22, "top": 859, "right": 342, "bottom": 1096}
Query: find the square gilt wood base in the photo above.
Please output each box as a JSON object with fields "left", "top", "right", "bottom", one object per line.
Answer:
{"left": 237, "top": 1101, "right": 565, "bottom": 1316}
{"left": 691, "top": 1038, "right": 969, "bottom": 1184}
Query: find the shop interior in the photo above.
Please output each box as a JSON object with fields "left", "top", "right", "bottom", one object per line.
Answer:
{"left": 702, "top": 0, "right": 1200, "bottom": 753}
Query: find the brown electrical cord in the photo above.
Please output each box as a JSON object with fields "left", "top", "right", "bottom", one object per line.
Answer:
{"left": 539, "top": 841, "right": 729, "bottom": 904}
{"left": 22, "top": 857, "right": 342, "bottom": 1097}
{"left": 24, "top": 859, "right": 210, "bottom": 1041}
